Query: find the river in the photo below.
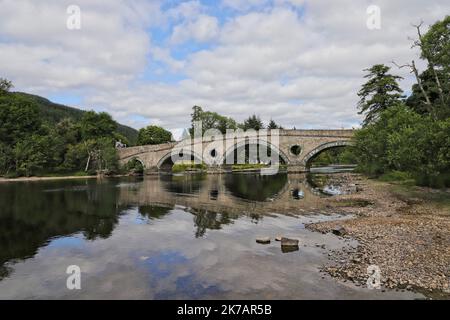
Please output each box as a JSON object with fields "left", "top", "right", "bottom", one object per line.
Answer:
{"left": 0, "top": 168, "right": 423, "bottom": 299}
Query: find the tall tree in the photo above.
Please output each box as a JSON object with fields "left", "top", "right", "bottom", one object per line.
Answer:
{"left": 189, "top": 106, "right": 238, "bottom": 135}
{"left": 137, "top": 125, "right": 173, "bottom": 145}
{"left": 80, "top": 111, "right": 117, "bottom": 140}
{"left": 268, "top": 119, "right": 283, "bottom": 129}
{"left": 0, "top": 78, "right": 13, "bottom": 95}
{"left": 0, "top": 94, "right": 41, "bottom": 144}
{"left": 357, "top": 64, "right": 404, "bottom": 126}
{"left": 416, "top": 17, "right": 450, "bottom": 117}
{"left": 406, "top": 68, "right": 450, "bottom": 119}
{"left": 243, "top": 114, "right": 264, "bottom": 131}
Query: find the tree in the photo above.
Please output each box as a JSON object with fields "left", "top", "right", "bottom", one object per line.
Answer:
{"left": 352, "top": 103, "right": 449, "bottom": 185}
{"left": 268, "top": 119, "right": 283, "bottom": 129}
{"left": 406, "top": 68, "right": 450, "bottom": 119}
{"left": 413, "top": 17, "right": 450, "bottom": 118}
{"left": 80, "top": 111, "right": 117, "bottom": 140}
{"left": 80, "top": 138, "right": 119, "bottom": 173}
{"left": 243, "top": 114, "right": 264, "bottom": 131}
{"left": 189, "top": 106, "right": 238, "bottom": 135}
{"left": 0, "top": 142, "right": 13, "bottom": 175}
{"left": 0, "top": 78, "right": 13, "bottom": 95}
{"left": 137, "top": 125, "right": 173, "bottom": 145}
{"left": 63, "top": 142, "right": 88, "bottom": 171}
{"left": 14, "top": 133, "right": 63, "bottom": 176}
{"left": 357, "top": 64, "right": 404, "bottom": 126}
{"left": 0, "top": 94, "right": 41, "bottom": 145}
{"left": 421, "top": 16, "right": 450, "bottom": 71}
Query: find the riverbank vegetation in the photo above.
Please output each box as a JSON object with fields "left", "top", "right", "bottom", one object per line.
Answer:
{"left": 0, "top": 86, "right": 137, "bottom": 177}
{"left": 352, "top": 16, "right": 450, "bottom": 188}
{"left": 172, "top": 162, "right": 207, "bottom": 173}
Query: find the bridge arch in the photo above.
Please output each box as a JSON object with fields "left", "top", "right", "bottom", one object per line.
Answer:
{"left": 121, "top": 156, "right": 146, "bottom": 172}
{"left": 157, "top": 148, "right": 205, "bottom": 171}
{"left": 302, "top": 140, "right": 353, "bottom": 168}
{"left": 221, "top": 139, "right": 290, "bottom": 165}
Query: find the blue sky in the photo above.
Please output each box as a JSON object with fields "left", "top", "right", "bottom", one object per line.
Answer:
{"left": 0, "top": 0, "right": 448, "bottom": 138}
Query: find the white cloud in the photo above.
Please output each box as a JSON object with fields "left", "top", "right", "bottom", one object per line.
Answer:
{"left": 0, "top": 0, "right": 449, "bottom": 133}
{"left": 171, "top": 15, "right": 219, "bottom": 44}
{"left": 222, "top": 0, "right": 270, "bottom": 11}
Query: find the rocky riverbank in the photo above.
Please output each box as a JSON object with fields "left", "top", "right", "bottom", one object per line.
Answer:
{"left": 306, "top": 173, "right": 450, "bottom": 299}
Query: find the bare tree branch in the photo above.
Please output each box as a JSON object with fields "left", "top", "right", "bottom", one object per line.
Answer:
{"left": 391, "top": 60, "right": 436, "bottom": 119}
{"left": 412, "top": 20, "right": 446, "bottom": 109}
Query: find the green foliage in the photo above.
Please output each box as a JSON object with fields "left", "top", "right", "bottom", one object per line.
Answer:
{"left": 0, "top": 93, "right": 41, "bottom": 144}
{"left": 378, "top": 171, "right": 414, "bottom": 183}
{"left": 123, "top": 158, "right": 144, "bottom": 174}
{"left": 354, "top": 17, "right": 450, "bottom": 188}
{"left": 14, "top": 133, "right": 64, "bottom": 176}
{"left": 172, "top": 162, "right": 207, "bottom": 173}
{"left": 357, "top": 64, "right": 404, "bottom": 126}
{"left": 190, "top": 106, "right": 238, "bottom": 135}
{"left": 406, "top": 68, "right": 450, "bottom": 119}
{"left": 5, "top": 91, "right": 138, "bottom": 145}
{"left": 0, "top": 82, "right": 123, "bottom": 177}
{"left": 231, "top": 163, "right": 269, "bottom": 171}
{"left": 352, "top": 104, "right": 450, "bottom": 187}
{"left": 421, "top": 16, "right": 450, "bottom": 72}
{"left": 0, "top": 78, "right": 13, "bottom": 95}
{"left": 63, "top": 142, "right": 88, "bottom": 171}
{"left": 137, "top": 125, "right": 173, "bottom": 145}
{"left": 243, "top": 114, "right": 264, "bottom": 131}
{"left": 310, "top": 147, "right": 357, "bottom": 166}
{"left": 268, "top": 119, "right": 283, "bottom": 129}
{"left": 0, "top": 143, "right": 14, "bottom": 175}
{"left": 80, "top": 111, "right": 117, "bottom": 140}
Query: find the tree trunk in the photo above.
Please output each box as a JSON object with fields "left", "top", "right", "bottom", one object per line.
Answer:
{"left": 429, "top": 62, "right": 446, "bottom": 108}
{"left": 85, "top": 153, "right": 91, "bottom": 172}
{"left": 411, "top": 60, "right": 436, "bottom": 120}
{"left": 414, "top": 24, "right": 442, "bottom": 118}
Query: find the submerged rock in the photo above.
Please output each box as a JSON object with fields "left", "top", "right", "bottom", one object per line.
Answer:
{"left": 332, "top": 226, "right": 348, "bottom": 236}
{"left": 256, "top": 237, "right": 271, "bottom": 244}
{"left": 281, "top": 245, "right": 299, "bottom": 253}
{"left": 281, "top": 237, "right": 299, "bottom": 247}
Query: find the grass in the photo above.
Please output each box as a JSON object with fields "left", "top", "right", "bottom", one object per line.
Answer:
{"left": 378, "top": 171, "right": 415, "bottom": 185}
{"left": 388, "top": 183, "right": 450, "bottom": 213}
{"left": 2, "top": 170, "right": 93, "bottom": 179}
{"left": 231, "top": 163, "right": 269, "bottom": 171}
{"left": 375, "top": 170, "right": 450, "bottom": 212}
{"left": 172, "top": 162, "right": 207, "bottom": 173}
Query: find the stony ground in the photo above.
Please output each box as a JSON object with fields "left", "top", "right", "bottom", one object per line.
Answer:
{"left": 306, "top": 173, "right": 450, "bottom": 299}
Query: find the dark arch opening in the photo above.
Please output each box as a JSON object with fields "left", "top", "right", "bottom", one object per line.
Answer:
{"left": 158, "top": 150, "right": 204, "bottom": 172}
{"left": 124, "top": 157, "right": 144, "bottom": 175}
{"left": 306, "top": 144, "right": 356, "bottom": 170}
{"left": 223, "top": 140, "right": 288, "bottom": 168}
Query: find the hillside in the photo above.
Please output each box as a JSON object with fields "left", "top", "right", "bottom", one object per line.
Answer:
{"left": 10, "top": 92, "right": 138, "bottom": 145}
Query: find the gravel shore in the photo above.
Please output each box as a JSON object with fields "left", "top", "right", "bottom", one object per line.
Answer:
{"left": 306, "top": 173, "right": 450, "bottom": 299}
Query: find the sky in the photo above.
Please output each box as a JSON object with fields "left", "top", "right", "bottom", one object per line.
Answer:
{"left": 0, "top": 0, "right": 449, "bottom": 139}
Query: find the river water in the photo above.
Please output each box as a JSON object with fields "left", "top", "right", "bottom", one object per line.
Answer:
{"left": 0, "top": 168, "right": 422, "bottom": 299}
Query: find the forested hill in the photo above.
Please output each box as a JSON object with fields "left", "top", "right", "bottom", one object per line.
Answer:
{"left": 10, "top": 92, "right": 138, "bottom": 145}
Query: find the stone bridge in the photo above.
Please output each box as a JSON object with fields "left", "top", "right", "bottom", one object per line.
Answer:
{"left": 117, "top": 129, "right": 354, "bottom": 173}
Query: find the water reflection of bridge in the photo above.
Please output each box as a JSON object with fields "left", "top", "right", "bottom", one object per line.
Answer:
{"left": 118, "top": 173, "right": 331, "bottom": 217}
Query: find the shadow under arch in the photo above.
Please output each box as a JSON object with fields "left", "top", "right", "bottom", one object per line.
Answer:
{"left": 303, "top": 140, "right": 353, "bottom": 169}
{"left": 221, "top": 139, "right": 290, "bottom": 165}
{"left": 224, "top": 172, "right": 288, "bottom": 201}
{"left": 157, "top": 148, "right": 204, "bottom": 171}
{"left": 128, "top": 157, "right": 145, "bottom": 169}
